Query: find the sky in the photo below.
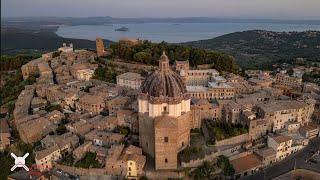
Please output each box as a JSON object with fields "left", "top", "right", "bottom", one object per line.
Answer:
{"left": 2, "top": 0, "right": 320, "bottom": 20}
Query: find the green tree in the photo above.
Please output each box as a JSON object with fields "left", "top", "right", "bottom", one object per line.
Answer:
{"left": 56, "top": 124, "right": 67, "bottom": 135}
{"left": 217, "top": 155, "right": 235, "bottom": 176}
{"left": 133, "top": 52, "right": 151, "bottom": 64}
{"left": 75, "top": 152, "right": 100, "bottom": 168}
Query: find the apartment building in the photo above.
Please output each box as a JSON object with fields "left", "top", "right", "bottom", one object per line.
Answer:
{"left": 267, "top": 135, "right": 292, "bottom": 161}
{"left": 116, "top": 72, "right": 145, "bottom": 90}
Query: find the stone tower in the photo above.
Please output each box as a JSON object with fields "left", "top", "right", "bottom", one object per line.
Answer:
{"left": 96, "top": 38, "right": 105, "bottom": 57}
{"left": 138, "top": 52, "right": 191, "bottom": 170}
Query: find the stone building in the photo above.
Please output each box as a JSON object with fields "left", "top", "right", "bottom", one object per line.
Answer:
{"left": 190, "top": 106, "right": 202, "bottom": 129}
{"left": 138, "top": 52, "right": 191, "bottom": 170}
{"left": 116, "top": 72, "right": 145, "bottom": 90}
{"left": 299, "top": 123, "right": 320, "bottom": 139}
{"left": 222, "top": 102, "right": 242, "bottom": 123}
{"left": 184, "top": 75, "right": 235, "bottom": 101}
{"left": 248, "top": 118, "right": 272, "bottom": 140}
{"left": 179, "top": 69, "right": 219, "bottom": 86}
{"left": 36, "top": 133, "right": 79, "bottom": 171}
{"left": 77, "top": 94, "right": 106, "bottom": 115}
{"left": 96, "top": 38, "right": 106, "bottom": 57}
{"left": 186, "top": 82, "right": 235, "bottom": 101}
{"left": 35, "top": 145, "right": 61, "bottom": 171}
{"left": 70, "top": 63, "right": 98, "bottom": 80}
{"left": 93, "top": 131, "right": 125, "bottom": 147}
{"left": 274, "top": 73, "right": 302, "bottom": 87}
{"left": 105, "top": 145, "right": 146, "bottom": 178}
{"left": 257, "top": 99, "right": 315, "bottom": 132}
{"left": 31, "top": 97, "right": 47, "bottom": 112}
{"left": 254, "top": 147, "right": 276, "bottom": 166}
{"left": 107, "top": 96, "right": 130, "bottom": 116}
{"left": 228, "top": 83, "right": 256, "bottom": 94}
{"left": 38, "top": 62, "right": 52, "bottom": 77}
{"left": 248, "top": 76, "right": 272, "bottom": 87}
{"left": 230, "top": 154, "right": 262, "bottom": 179}
{"left": 76, "top": 69, "right": 95, "bottom": 81}
{"left": 174, "top": 60, "right": 190, "bottom": 72}
{"left": 191, "top": 99, "right": 220, "bottom": 120}
{"left": 58, "top": 43, "right": 73, "bottom": 52}
{"left": 267, "top": 135, "right": 292, "bottom": 161}
{"left": 21, "top": 58, "right": 44, "bottom": 80}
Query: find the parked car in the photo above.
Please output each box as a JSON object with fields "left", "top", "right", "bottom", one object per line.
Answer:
{"left": 57, "top": 169, "right": 63, "bottom": 174}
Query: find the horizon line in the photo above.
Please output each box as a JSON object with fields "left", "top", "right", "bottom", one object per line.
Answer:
{"left": 2, "top": 16, "right": 320, "bottom": 22}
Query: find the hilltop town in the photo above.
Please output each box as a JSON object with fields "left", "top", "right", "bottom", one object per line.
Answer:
{"left": 1, "top": 38, "right": 320, "bottom": 180}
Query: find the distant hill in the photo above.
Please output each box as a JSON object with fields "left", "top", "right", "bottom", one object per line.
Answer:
{"left": 184, "top": 30, "right": 320, "bottom": 69}
{"left": 1, "top": 28, "right": 112, "bottom": 56}
{"left": 2, "top": 17, "right": 320, "bottom": 27}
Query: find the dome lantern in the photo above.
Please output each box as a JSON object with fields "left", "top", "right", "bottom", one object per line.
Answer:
{"left": 159, "top": 51, "right": 170, "bottom": 71}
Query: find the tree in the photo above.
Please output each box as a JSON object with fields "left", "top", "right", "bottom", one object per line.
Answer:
{"left": 133, "top": 52, "right": 151, "bottom": 64}
{"left": 26, "top": 73, "right": 39, "bottom": 85}
{"left": 45, "top": 104, "right": 62, "bottom": 112}
{"left": 74, "top": 152, "right": 100, "bottom": 168}
{"left": 108, "top": 41, "right": 239, "bottom": 73}
{"left": 287, "top": 69, "right": 294, "bottom": 76}
{"left": 56, "top": 124, "right": 67, "bottom": 135}
{"left": 119, "top": 126, "right": 131, "bottom": 137}
{"left": 52, "top": 51, "right": 61, "bottom": 58}
{"left": 217, "top": 155, "right": 235, "bottom": 176}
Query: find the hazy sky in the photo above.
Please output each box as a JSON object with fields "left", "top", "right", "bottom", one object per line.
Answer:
{"left": 2, "top": 0, "right": 320, "bottom": 20}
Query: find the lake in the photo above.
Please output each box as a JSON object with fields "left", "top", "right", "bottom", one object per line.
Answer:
{"left": 56, "top": 23, "right": 320, "bottom": 43}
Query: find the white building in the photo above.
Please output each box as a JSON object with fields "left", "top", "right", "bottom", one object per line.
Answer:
{"left": 179, "top": 69, "right": 219, "bottom": 86}
{"left": 77, "top": 69, "right": 95, "bottom": 81}
{"left": 267, "top": 135, "right": 292, "bottom": 161}
{"left": 117, "top": 72, "right": 145, "bottom": 90}
{"left": 58, "top": 43, "right": 74, "bottom": 52}
{"left": 35, "top": 145, "right": 61, "bottom": 171}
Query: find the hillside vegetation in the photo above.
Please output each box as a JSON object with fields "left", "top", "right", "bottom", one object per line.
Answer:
{"left": 109, "top": 41, "right": 239, "bottom": 73}
{"left": 185, "top": 30, "right": 320, "bottom": 69}
{"left": 1, "top": 28, "right": 112, "bottom": 56}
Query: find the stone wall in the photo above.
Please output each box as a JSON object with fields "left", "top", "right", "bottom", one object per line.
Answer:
{"left": 215, "top": 133, "right": 249, "bottom": 146}
{"left": 181, "top": 151, "right": 219, "bottom": 168}
{"left": 228, "top": 150, "right": 253, "bottom": 161}
{"left": 181, "top": 144, "right": 242, "bottom": 168}
{"left": 55, "top": 164, "right": 105, "bottom": 177}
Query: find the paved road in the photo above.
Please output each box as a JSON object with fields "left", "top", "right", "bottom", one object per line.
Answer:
{"left": 51, "top": 169, "right": 72, "bottom": 180}
{"left": 243, "top": 137, "right": 320, "bottom": 180}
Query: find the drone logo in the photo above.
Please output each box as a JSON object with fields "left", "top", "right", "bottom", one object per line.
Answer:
{"left": 11, "top": 153, "right": 30, "bottom": 171}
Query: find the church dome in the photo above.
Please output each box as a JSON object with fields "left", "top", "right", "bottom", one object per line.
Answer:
{"left": 140, "top": 52, "right": 188, "bottom": 104}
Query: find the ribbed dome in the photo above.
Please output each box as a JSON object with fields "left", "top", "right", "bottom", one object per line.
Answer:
{"left": 141, "top": 70, "right": 187, "bottom": 97}
{"left": 140, "top": 52, "right": 188, "bottom": 104}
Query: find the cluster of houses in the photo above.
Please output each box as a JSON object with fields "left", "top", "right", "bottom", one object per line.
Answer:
{"left": 3, "top": 44, "right": 147, "bottom": 179}
{"left": 2, "top": 43, "right": 320, "bottom": 179}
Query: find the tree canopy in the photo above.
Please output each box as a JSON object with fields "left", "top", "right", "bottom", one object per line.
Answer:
{"left": 109, "top": 41, "right": 239, "bottom": 73}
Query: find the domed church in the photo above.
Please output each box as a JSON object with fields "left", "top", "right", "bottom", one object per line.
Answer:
{"left": 138, "top": 52, "right": 191, "bottom": 170}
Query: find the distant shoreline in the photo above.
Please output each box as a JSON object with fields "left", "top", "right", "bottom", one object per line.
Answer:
{"left": 55, "top": 22, "right": 320, "bottom": 43}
